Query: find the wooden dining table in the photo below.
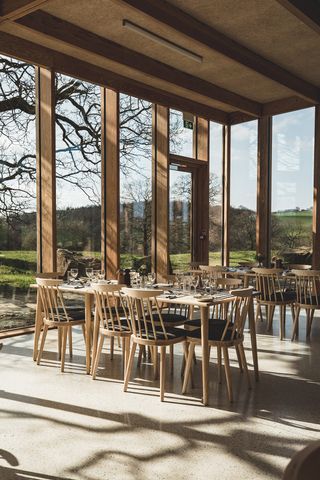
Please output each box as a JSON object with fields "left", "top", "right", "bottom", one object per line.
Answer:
{"left": 32, "top": 283, "right": 259, "bottom": 406}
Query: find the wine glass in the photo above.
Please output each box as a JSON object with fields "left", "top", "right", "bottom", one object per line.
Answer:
{"left": 92, "top": 270, "right": 100, "bottom": 283}
{"left": 147, "top": 272, "right": 156, "bottom": 285}
{"left": 70, "top": 268, "right": 78, "bottom": 283}
{"left": 86, "top": 268, "right": 93, "bottom": 279}
{"left": 98, "top": 270, "right": 105, "bottom": 281}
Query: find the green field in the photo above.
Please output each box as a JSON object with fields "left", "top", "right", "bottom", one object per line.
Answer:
{"left": 0, "top": 249, "right": 258, "bottom": 288}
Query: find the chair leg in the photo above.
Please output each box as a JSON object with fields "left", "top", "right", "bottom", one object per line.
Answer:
{"left": 37, "top": 324, "right": 49, "bottom": 365}
{"left": 123, "top": 342, "right": 137, "bottom": 392}
{"left": 125, "top": 337, "right": 131, "bottom": 371}
{"left": 235, "top": 345, "right": 243, "bottom": 373}
{"left": 92, "top": 334, "right": 105, "bottom": 380}
{"left": 153, "top": 346, "right": 159, "bottom": 380}
{"left": 217, "top": 346, "right": 222, "bottom": 384}
{"left": 160, "top": 346, "right": 166, "bottom": 402}
{"left": 255, "top": 303, "right": 261, "bottom": 323}
{"left": 60, "top": 327, "right": 68, "bottom": 373}
{"left": 239, "top": 343, "right": 251, "bottom": 390}
{"left": 68, "top": 326, "right": 72, "bottom": 357}
{"left": 137, "top": 345, "right": 144, "bottom": 367}
{"left": 182, "top": 342, "right": 195, "bottom": 394}
{"left": 58, "top": 326, "right": 62, "bottom": 360}
{"left": 81, "top": 324, "right": 86, "bottom": 342}
{"left": 223, "top": 346, "right": 233, "bottom": 403}
{"left": 280, "top": 305, "right": 285, "bottom": 340}
{"left": 291, "top": 306, "right": 301, "bottom": 341}
{"left": 307, "top": 309, "right": 314, "bottom": 338}
{"left": 169, "top": 344, "right": 174, "bottom": 375}
{"left": 110, "top": 336, "right": 114, "bottom": 360}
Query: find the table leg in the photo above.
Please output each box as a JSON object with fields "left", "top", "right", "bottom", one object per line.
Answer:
{"left": 33, "top": 290, "right": 43, "bottom": 361}
{"left": 85, "top": 293, "right": 93, "bottom": 374}
{"left": 248, "top": 296, "right": 259, "bottom": 381}
{"left": 200, "top": 305, "right": 209, "bottom": 406}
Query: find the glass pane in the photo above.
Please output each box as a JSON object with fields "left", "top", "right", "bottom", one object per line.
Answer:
{"left": 55, "top": 74, "right": 101, "bottom": 277}
{"left": 230, "top": 121, "right": 258, "bottom": 266}
{"left": 271, "top": 108, "right": 314, "bottom": 265}
{"left": 209, "top": 122, "right": 223, "bottom": 265}
{"left": 169, "top": 168, "right": 192, "bottom": 271}
{"left": 119, "top": 94, "right": 152, "bottom": 271}
{"left": 169, "top": 109, "right": 194, "bottom": 157}
{"left": 0, "top": 56, "right": 37, "bottom": 331}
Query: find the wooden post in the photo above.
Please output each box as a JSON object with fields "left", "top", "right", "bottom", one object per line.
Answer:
{"left": 36, "top": 66, "right": 56, "bottom": 272}
{"left": 312, "top": 106, "right": 320, "bottom": 269}
{"left": 257, "top": 116, "right": 272, "bottom": 267}
{"left": 102, "top": 88, "right": 119, "bottom": 278}
{"left": 193, "top": 117, "right": 209, "bottom": 265}
{"left": 222, "top": 125, "right": 231, "bottom": 266}
{"left": 153, "top": 105, "right": 169, "bottom": 281}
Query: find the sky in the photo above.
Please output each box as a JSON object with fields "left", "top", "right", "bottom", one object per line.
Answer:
{"left": 209, "top": 107, "right": 315, "bottom": 212}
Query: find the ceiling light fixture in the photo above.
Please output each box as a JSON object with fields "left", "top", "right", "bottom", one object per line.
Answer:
{"left": 123, "top": 19, "right": 203, "bottom": 64}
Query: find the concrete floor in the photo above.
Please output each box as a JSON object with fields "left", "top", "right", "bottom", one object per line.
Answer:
{"left": 1, "top": 310, "right": 320, "bottom": 480}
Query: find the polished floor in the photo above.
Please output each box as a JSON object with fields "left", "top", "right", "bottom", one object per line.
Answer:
{"left": 1, "top": 310, "right": 320, "bottom": 480}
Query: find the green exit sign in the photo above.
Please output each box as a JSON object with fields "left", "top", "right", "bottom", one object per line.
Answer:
{"left": 183, "top": 120, "right": 193, "bottom": 130}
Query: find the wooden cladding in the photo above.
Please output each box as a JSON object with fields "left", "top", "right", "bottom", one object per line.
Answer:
{"left": 102, "top": 88, "right": 119, "bottom": 278}
{"left": 256, "top": 117, "right": 272, "bottom": 267}
{"left": 313, "top": 106, "right": 320, "bottom": 269}
{"left": 36, "top": 66, "right": 56, "bottom": 272}
{"left": 153, "top": 105, "right": 169, "bottom": 281}
{"left": 222, "top": 125, "right": 231, "bottom": 266}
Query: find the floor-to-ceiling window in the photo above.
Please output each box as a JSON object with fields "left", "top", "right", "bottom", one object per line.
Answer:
{"left": 0, "top": 55, "right": 37, "bottom": 330}
{"left": 55, "top": 74, "right": 101, "bottom": 276}
{"left": 230, "top": 121, "right": 258, "bottom": 266}
{"left": 119, "top": 94, "right": 152, "bottom": 271}
{"left": 271, "top": 108, "right": 314, "bottom": 264}
{"left": 169, "top": 109, "right": 194, "bottom": 158}
{"left": 209, "top": 122, "right": 223, "bottom": 265}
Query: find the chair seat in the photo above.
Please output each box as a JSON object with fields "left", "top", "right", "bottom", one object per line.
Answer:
{"left": 296, "top": 295, "right": 320, "bottom": 307}
{"left": 264, "top": 291, "right": 296, "bottom": 303}
{"left": 146, "top": 312, "right": 187, "bottom": 326}
{"left": 57, "top": 306, "right": 86, "bottom": 321}
{"left": 185, "top": 317, "right": 232, "bottom": 329}
{"left": 135, "top": 326, "right": 186, "bottom": 342}
{"left": 187, "top": 320, "right": 235, "bottom": 342}
{"left": 102, "top": 318, "right": 131, "bottom": 333}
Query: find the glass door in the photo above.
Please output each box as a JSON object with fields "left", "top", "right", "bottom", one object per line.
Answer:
{"left": 169, "top": 165, "right": 193, "bottom": 272}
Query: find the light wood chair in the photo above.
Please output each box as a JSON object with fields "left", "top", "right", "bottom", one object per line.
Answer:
{"left": 291, "top": 269, "right": 320, "bottom": 340}
{"left": 36, "top": 278, "right": 86, "bottom": 372}
{"left": 283, "top": 440, "right": 320, "bottom": 480}
{"left": 182, "top": 288, "right": 252, "bottom": 402}
{"left": 252, "top": 268, "right": 296, "bottom": 340}
{"left": 122, "top": 288, "right": 186, "bottom": 401}
{"left": 91, "top": 284, "right": 131, "bottom": 380}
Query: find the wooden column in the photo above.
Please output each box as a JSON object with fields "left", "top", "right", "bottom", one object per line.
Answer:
{"left": 312, "top": 106, "right": 320, "bottom": 269}
{"left": 101, "top": 88, "right": 119, "bottom": 278}
{"left": 36, "top": 66, "right": 56, "bottom": 272}
{"left": 193, "top": 117, "right": 209, "bottom": 265}
{"left": 153, "top": 105, "right": 169, "bottom": 281}
{"left": 256, "top": 116, "right": 272, "bottom": 266}
{"left": 222, "top": 125, "right": 231, "bottom": 266}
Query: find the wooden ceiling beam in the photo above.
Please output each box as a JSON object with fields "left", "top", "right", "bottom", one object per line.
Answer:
{"left": 0, "top": 30, "right": 229, "bottom": 124}
{"left": 276, "top": 0, "right": 320, "bottom": 35}
{"left": 0, "top": 0, "right": 50, "bottom": 21}
{"left": 16, "top": 10, "right": 261, "bottom": 116}
{"left": 117, "top": 0, "right": 320, "bottom": 104}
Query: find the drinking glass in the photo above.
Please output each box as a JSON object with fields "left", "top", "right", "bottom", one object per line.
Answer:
{"left": 70, "top": 268, "right": 78, "bottom": 281}
{"left": 98, "top": 270, "right": 105, "bottom": 281}
{"left": 147, "top": 272, "right": 156, "bottom": 285}
{"left": 92, "top": 270, "right": 100, "bottom": 283}
{"left": 86, "top": 268, "right": 93, "bottom": 279}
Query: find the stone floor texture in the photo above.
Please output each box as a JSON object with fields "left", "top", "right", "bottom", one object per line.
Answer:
{"left": 1, "top": 309, "right": 320, "bottom": 479}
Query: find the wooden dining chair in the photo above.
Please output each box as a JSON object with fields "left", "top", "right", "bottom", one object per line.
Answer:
{"left": 122, "top": 288, "right": 186, "bottom": 401}
{"left": 252, "top": 268, "right": 296, "bottom": 340}
{"left": 291, "top": 269, "right": 320, "bottom": 340}
{"left": 182, "top": 288, "right": 252, "bottom": 402}
{"left": 36, "top": 278, "right": 86, "bottom": 372}
{"left": 91, "top": 284, "right": 131, "bottom": 380}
